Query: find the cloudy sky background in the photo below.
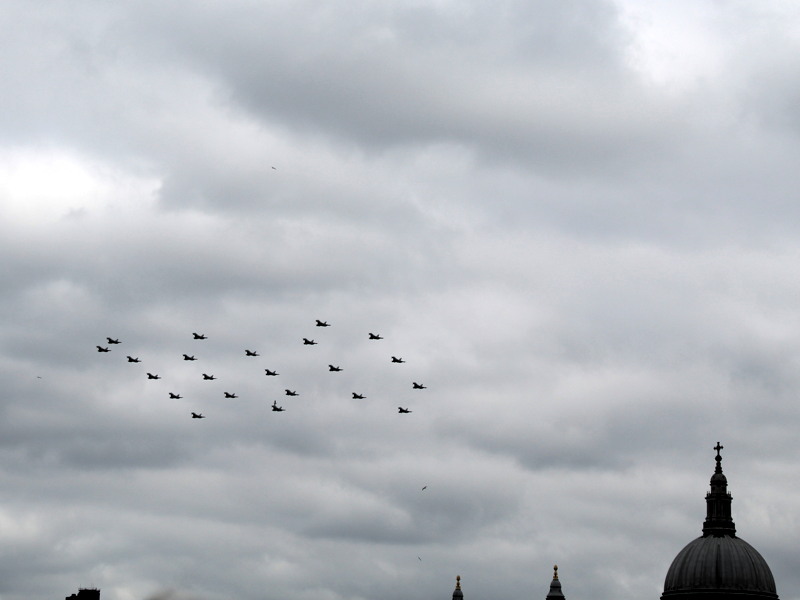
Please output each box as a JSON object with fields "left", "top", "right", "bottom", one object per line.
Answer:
{"left": 2, "top": 1, "right": 800, "bottom": 599}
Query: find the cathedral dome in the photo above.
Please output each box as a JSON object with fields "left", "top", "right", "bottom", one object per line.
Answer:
{"left": 661, "top": 443, "right": 778, "bottom": 600}
{"left": 663, "top": 535, "right": 776, "bottom": 597}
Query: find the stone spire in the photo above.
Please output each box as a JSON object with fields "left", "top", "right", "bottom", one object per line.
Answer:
{"left": 546, "top": 565, "right": 565, "bottom": 600}
{"left": 702, "top": 442, "right": 736, "bottom": 537}
{"left": 452, "top": 575, "right": 463, "bottom": 600}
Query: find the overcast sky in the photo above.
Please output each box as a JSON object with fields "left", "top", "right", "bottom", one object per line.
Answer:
{"left": 2, "top": 1, "right": 800, "bottom": 599}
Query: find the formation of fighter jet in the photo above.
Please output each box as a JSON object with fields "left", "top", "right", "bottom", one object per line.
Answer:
{"left": 96, "top": 321, "right": 424, "bottom": 418}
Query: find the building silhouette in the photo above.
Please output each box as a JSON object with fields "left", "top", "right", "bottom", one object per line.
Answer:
{"left": 448, "top": 443, "right": 779, "bottom": 600}
{"left": 65, "top": 587, "right": 100, "bottom": 600}
{"left": 661, "top": 443, "right": 778, "bottom": 600}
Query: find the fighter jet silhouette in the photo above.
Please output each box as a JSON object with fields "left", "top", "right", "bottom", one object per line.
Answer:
{"left": 169, "top": 393, "right": 182, "bottom": 399}
{"left": 147, "top": 373, "right": 161, "bottom": 380}
{"left": 192, "top": 333, "right": 207, "bottom": 340}
{"left": 303, "top": 338, "right": 317, "bottom": 345}
{"left": 285, "top": 389, "right": 298, "bottom": 396}
{"left": 328, "top": 365, "right": 342, "bottom": 372}
{"left": 391, "top": 356, "right": 405, "bottom": 363}
{"left": 202, "top": 373, "right": 216, "bottom": 380}
{"left": 106, "top": 337, "right": 121, "bottom": 344}
{"left": 245, "top": 349, "right": 259, "bottom": 356}
{"left": 398, "top": 406, "right": 412, "bottom": 413}
{"left": 368, "top": 333, "right": 383, "bottom": 340}
{"left": 412, "top": 382, "right": 426, "bottom": 389}
{"left": 191, "top": 412, "right": 205, "bottom": 419}
{"left": 352, "top": 393, "right": 365, "bottom": 399}
{"left": 224, "top": 392, "right": 238, "bottom": 398}
{"left": 271, "top": 401, "right": 284, "bottom": 412}
{"left": 96, "top": 346, "right": 110, "bottom": 353}
{"left": 264, "top": 369, "right": 279, "bottom": 376}
{"left": 316, "top": 320, "right": 330, "bottom": 327}
{"left": 127, "top": 356, "right": 141, "bottom": 363}
{"left": 183, "top": 354, "right": 197, "bottom": 361}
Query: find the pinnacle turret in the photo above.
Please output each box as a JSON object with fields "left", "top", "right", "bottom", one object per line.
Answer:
{"left": 546, "top": 565, "right": 565, "bottom": 600}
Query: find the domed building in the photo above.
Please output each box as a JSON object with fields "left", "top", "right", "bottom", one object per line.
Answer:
{"left": 445, "top": 443, "right": 778, "bottom": 600}
{"left": 661, "top": 443, "right": 779, "bottom": 600}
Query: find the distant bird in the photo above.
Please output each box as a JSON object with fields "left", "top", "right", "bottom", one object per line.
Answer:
{"left": 352, "top": 393, "right": 365, "bottom": 399}
{"left": 412, "top": 382, "right": 426, "bottom": 389}
{"left": 422, "top": 485, "right": 427, "bottom": 490}
{"left": 264, "top": 369, "right": 279, "bottom": 376}
{"left": 183, "top": 354, "right": 197, "bottom": 361}
{"left": 245, "top": 349, "right": 259, "bottom": 357}
{"left": 285, "top": 389, "right": 298, "bottom": 396}
{"left": 368, "top": 333, "right": 383, "bottom": 340}
{"left": 303, "top": 338, "right": 317, "bottom": 345}
{"left": 96, "top": 346, "right": 110, "bottom": 353}
{"left": 202, "top": 373, "right": 216, "bottom": 380}
{"left": 191, "top": 412, "right": 205, "bottom": 419}
{"left": 418, "top": 556, "right": 422, "bottom": 561}
{"left": 328, "top": 364, "right": 342, "bottom": 372}
{"left": 127, "top": 356, "right": 141, "bottom": 363}
{"left": 224, "top": 392, "right": 238, "bottom": 398}
{"left": 106, "top": 337, "right": 121, "bottom": 344}
{"left": 272, "top": 401, "right": 284, "bottom": 412}
{"left": 398, "top": 406, "right": 411, "bottom": 413}
{"left": 147, "top": 373, "right": 161, "bottom": 380}
{"left": 316, "top": 320, "right": 330, "bottom": 327}
{"left": 271, "top": 166, "right": 277, "bottom": 170}
{"left": 169, "top": 393, "right": 182, "bottom": 399}
{"left": 391, "top": 356, "right": 405, "bottom": 363}
{"left": 192, "top": 333, "right": 207, "bottom": 340}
